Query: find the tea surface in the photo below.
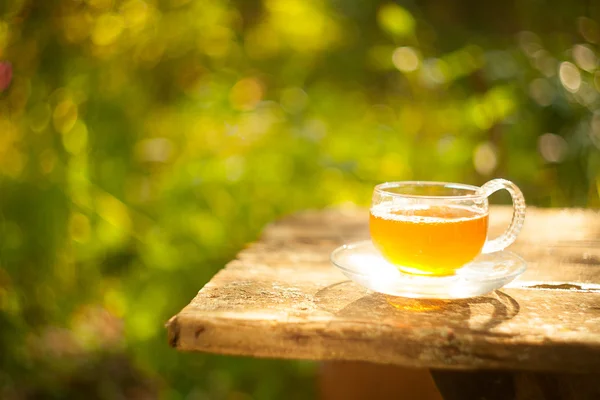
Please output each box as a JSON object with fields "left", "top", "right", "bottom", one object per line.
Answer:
{"left": 369, "top": 205, "right": 488, "bottom": 275}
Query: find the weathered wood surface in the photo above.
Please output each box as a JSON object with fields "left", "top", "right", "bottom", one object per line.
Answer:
{"left": 168, "top": 206, "right": 600, "bottom": 372}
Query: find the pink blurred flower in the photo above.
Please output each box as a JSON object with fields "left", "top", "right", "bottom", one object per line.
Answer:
{"left": 0, "top": 62, "right": 13, "bottom": 92}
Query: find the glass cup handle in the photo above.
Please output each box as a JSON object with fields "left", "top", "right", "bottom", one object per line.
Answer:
{"left": 478, "top": 178, "right": 526, "bottom": 254}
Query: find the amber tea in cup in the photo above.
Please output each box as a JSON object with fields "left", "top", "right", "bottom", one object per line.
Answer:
{"left": 369, "top": 179, "right": 525, "bottom": 276}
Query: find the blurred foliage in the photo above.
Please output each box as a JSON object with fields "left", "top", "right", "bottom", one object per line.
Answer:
{"left": 0, "top": 0, "right": 599, "bottom": 398}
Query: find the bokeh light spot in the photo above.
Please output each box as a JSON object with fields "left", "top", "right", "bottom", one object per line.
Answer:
{"left": 28, "top": 103, "right": 52, "bottom": 133}
{"left": 532, "top": 50, "right": 557, "bottom": 77}
{"left": 121, "top": 0, "right": 149, "bottom": 29}
{"left": 53, "top": 100, "right": 78, "bottom": 134}
{"left": 538, "top": 133, "right": 568, "bottom": 163}
{"left": 420, "top": 58, "right": 448, "bottom": 86}
{"left": 97, "top": 192, "right": 132, "bottom": 233}
{"left": 69, "top": 212, "right": 91, "bottom": 243}
{"left": 229, "top": 78, "right": 264, "bottom": 111}
{"left": 578, "top": 17, "right": 600, "bottom": 44}
{"left": 40, "top": 149, "right": 56, "bottom": 174}
{"left": 244, "top": 24, "right": 281, "bottom": 59}
{"left": 63, "top": 12, "right": 92, "bottom": 43}
{"left": 379, "top": 153, "right": 409, "bottom": 180}
{"left": 529, "top": 78, "right": 555, "bottom": 107}
{"left": 135, "top": 138, "right": 174, "bottom": 163}
{"left": 572, "top": 44, "right": 598, "bottom": 73}
{"left": 485, "top": 51, "right": 518, "bottom": 79}
{"left": 377, "top": 3, "right": 415, "bottom": 38}
{"left": 136, "top": 37, "right": 166, "bottom": 66}
{"left": 575, "top": 82, "right": 598, "bottom": 107}
{"left": 62, "top": 120, "right": 88, "bottom": 155}
{"left": 473, "top": 142, "right": 498, "bottom": 176}
{"left": 264, "top": 0, "right": 338, "bottom": 53}
{"left": 199, "top": 26, "right": 233, "bottom": 58}
{"left": 2, "top": 150, "right": 26, "bottom": 177}
{"left": 470, "top": 102, "right": 493, "bottom": 130}
{"left": 224, "top": 156, "right": 245, "bottom": 182}
{"left": 280, "top": 87, "right": 308, "bottom": 113}
{"left": 104, "top": 288, "right": 127, "bottom": 318}
{"left": 517, "top": 31, "right": 542, "bottom": 57}
{"left": 92, "top": 13, "right": 125, "bottom": 46}
{"left": 559, "top": 62, "right": 581, "bottom": 93}
{"left": 392, "top": 47, "right": 420, "bottom": 72}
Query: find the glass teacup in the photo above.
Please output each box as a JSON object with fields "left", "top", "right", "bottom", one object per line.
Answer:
{"left": 369, "top": 179, "right": 525, "bottom": 276}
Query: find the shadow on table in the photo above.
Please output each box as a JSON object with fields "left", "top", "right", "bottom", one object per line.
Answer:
{"left": 313, "top": 280, "right": 520, "bottom": 332}
{"left": 314, "top": 281, "right": 522, "bottom": 400}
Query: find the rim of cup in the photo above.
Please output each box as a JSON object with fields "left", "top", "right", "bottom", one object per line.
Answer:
{"left": 373, "top": 181, "right": 484, "bottom": 200}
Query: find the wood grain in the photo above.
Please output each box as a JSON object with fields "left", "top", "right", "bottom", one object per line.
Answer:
{"left": 167, "top": 206, "right": 600, "bottom": 372}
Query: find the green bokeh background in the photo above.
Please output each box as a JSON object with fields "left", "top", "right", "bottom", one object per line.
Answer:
{"left": 1, "top": 0, "right": 599, "bottom": 398}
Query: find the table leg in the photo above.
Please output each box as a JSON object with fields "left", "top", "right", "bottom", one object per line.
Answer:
{"left": 430, "top": 370, "right": 515, "bottom": 400}
{"left": 431, "top": 370, "right": 600, "bottom": 400}
{"left": 319, "top": 361, "right": 443, "bottom": 400}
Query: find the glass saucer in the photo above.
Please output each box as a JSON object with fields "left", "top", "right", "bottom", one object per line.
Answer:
{"left": 330, "top": 241, "right": 527, "bottom": 299}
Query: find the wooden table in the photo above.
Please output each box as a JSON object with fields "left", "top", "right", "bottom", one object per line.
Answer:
{"left": 167, "top": 206, "right": 600, "bottom": 399}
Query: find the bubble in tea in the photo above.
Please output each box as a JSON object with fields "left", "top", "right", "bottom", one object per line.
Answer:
{"left": 369, "top": 205, "right": 489, "bottom": 276}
